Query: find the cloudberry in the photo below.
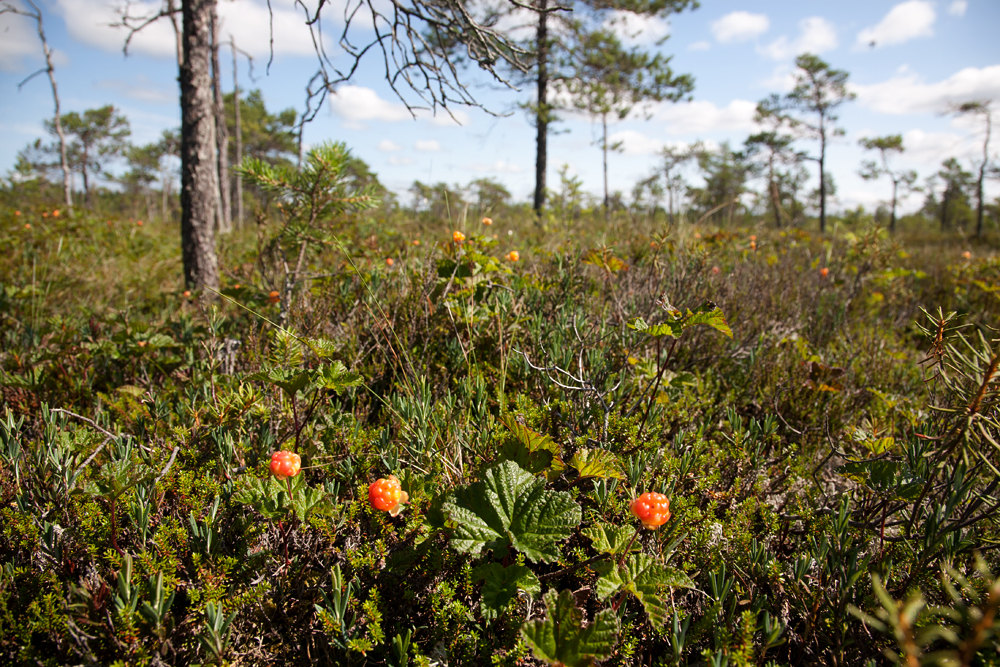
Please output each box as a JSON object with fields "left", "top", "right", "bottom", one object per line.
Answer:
{"left": 369, "top": 475, "right": 409, "bottom": 517}
{"left": 631, "top": 492, "right": 671, "bottom": 530}
{"left": 270, "top": 451, "right": 301, "bottom": 479}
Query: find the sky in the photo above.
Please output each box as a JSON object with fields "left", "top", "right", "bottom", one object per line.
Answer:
{"left": 1, "top": 0, "right": 999, "bottom": 214}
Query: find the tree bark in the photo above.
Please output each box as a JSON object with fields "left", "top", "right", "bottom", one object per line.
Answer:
{"left": 975, "top": 110, "right": 990, "bottom": 238}
{"left": 818, "top": 120, "right": 827, "bottom": 233}
{"left": 533, "top": 0, "right": 548, "bottom": 217}
{"left": 180, "top": 0, "right": 220, "bottom": 291}
{"left": 889, "top": 178, "right": 898, "bottom": 233}
{"left": 231, "top": 39, "right": 244, "bottom": 229}
{"left": 211, "top": 5, "right": 231, "bottom": 234}
{"left": 602, "top": 112, "right": 609, "bottom": 223}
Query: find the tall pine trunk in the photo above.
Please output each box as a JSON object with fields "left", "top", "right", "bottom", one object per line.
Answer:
{"left": 231, "top": 40, "right": 244, "bottom": 228}
{"left": 818, "top": 127, "right": 827, "bottom": 233}
{"left": 602, "top": 113, "right": 609, "bottom": 223}
{"left": 533, "top": 0, "right": 548, "bottom": 216}
{"left": 211, "top": 5, "right": 231, "bottom": 234}
{"left": 889, "top": 178, "right": 898, "bottom": 233}
{"left": 180, "top": 0, "right": 220, "bottom": 291}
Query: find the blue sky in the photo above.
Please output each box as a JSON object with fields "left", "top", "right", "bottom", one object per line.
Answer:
{"left": 1, "top": 0, "right": 998, "bottom": 213}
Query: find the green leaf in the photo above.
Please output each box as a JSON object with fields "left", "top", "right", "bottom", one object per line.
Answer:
{"left": 306, "top": 338, "right": 340, "bottom": 359}
{"left": 582, "top": 523, "right": 637, "bottom": 555}
{"left": 627, "top": 317, "right": 681, "bottom": 338}
{"left": 247, "top": 368, "right": 312, "bottom": 398}
{"left": 498, "top": 418, "right": 560, "bottom": 474}
{"left": 315, "top": 361, "right": 363, "bottom": 393}
{"left": 594, "top": 554, "right": 694, "bottom": 629}
{"left": 835, "top": 460, "right": 923, "bottom": 500}
{"left": 472, "top": 563, "right": 540, "bottom": 621}
{"left": 628, "top": 302, "right": 733, "bottom": 340}
{"left": 682, "top": 302, "right": 733, "bottom": 338}
{"left": 569, "top": 449, "right": 623, "bottom": 481}
{"left": 443, "top": 461, "right": 582, "bottom": 563}
{"left": 520, "top": 589, "right": 619, "bottom": 667}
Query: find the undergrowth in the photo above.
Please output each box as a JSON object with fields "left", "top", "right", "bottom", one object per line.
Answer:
{"left": 1, "top": 190, "right": 999, "bottom": 666}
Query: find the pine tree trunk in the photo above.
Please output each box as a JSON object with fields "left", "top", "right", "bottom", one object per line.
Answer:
{"left": 889, "top": 179, "right": 897, "bottom": 233}
{"left": 818, "top": 129, "right": 826, "bottom": 233}
{"left": 231, "top": 40, "right": 243, "bottom": 229}
{"left": 533, "top": 0, "right": 548, "bottom": 216}
{"left": 602, "top": 113, "right": 609, "bottom": 224}
{"left": 180, "top": 0, "right": 220, "bottom": 291}
{"left": 211, "top": 6, "right": 231, "bottom": 234}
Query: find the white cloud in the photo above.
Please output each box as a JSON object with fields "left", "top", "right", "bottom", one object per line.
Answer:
{"left": 0, "top": 4, "right": 44, "bottom": 73}
{"left": 711, "top": 11, "right": 769, "bottom": 43}
{"left": 607, "top": 133, "right": 711, "bottom": 156}
{"left": 388, "top": 155, "right": 414, "bottom": 166}
{"left": 688, "top": 40, "right": 711, "bottom": 52}
{"left": 488, "top": 6, "right": 537, "bottom": 42}
{"left": 899, "top": 128, "right": 969, "bottom": 164}
{"left": 329, "top": 86, "right": 412, "bottom": 128}
{"left": 415, "top": 140, "right": 440, "bottom": 152}
{"left": 651, "top": 99, "right": 759, "bottom": 135}
{"left": 759, "top": 17, "right": 837, "bottom": 60}
{"left": 52, "top": 0, "right": 334, "bottom": 60}
{"left": 852, "top": 65, "right": 1000, "bottom": 115}
{"left": 604, "top": 10, "right": 671, "bottom": 46}
{"left": 855, "top": 1, "right": 935, "bottom": 50}
{"left": 95, "top": 76, "right": 175, "bottom": 104}
{"left": 377, "top": 140, "right": 402, "bottom": 152}
{"left": 467, "top": 160, "right": 522, "bottom": 174}
{"left": 948, "top": 1, "right": 968, "bottom": 17}
{"left": 609, "top": 130, "right": 663, "bottom": 155}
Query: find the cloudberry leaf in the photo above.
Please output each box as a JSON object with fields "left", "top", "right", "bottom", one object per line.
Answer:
{"left": 520, "top": 589, "right": 619, "bottom": 667}
{"left": 315, "top": 361, "right": 363, "bottom": 393}
{"left": 497, "top": 418, "right": 560, "bottom": 474}
{"left": 472, "top": 562, "right": 540, "bottom": 621}
{"left": 582, "top": 522, "right": 637, "bottom": 555}
{"left": 594, "top": 553, "right": 694, "bottom": 629}
{"left": 569, "top": 448, "right": 623, "bottom": 481}
{"left": 629, "top": 302, "right": 733, "bottom": 340}
{"left": 443, "top": 461, "right": 581, "bottom": 563}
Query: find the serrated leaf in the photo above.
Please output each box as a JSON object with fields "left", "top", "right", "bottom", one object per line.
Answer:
{"left": 498, "top": 418, "right": 559, "bottom": 474}
{"left": 583, "top": 523, "right": 637, "bottom": 555}
{"left": 306, "top": 338, "right": 339, "bottom": 359}
{"left": 628, "top": 302, "right": 733, "bottom": 340}
{"left": 472, "top": 563, "right": 540, "bottom": 621}
{"left": 594, "top": 554, "right": 694, "bottom": 629}
{"left": 521, "top": 589, "right": 619, "bottom": 667}
{"left": 443, "top": 461, "right": 581, "bottom": 563}
{"left": 247, "top": 368, "right": 312, "bottom": 398}
{"left": 628, "top": 317, "right": 681, "bottom": 338}
{"left": 682, "top": 302, "right": 733, "bottom": 338}
{"left": 569, "top": 449, "right": 623, "bottom": 481}
{"left": 316, "top": 361, "right": 363, "bottom": 393}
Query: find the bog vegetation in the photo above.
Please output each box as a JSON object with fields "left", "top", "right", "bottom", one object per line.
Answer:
{"left": 2, "top": 131, "right": 1000, "bottom": 667}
